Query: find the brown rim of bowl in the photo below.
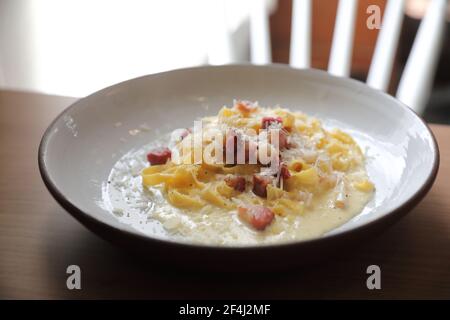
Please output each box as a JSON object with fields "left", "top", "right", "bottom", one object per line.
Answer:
{"left": 38, "top": 64, "right": 440, "bottom": 252}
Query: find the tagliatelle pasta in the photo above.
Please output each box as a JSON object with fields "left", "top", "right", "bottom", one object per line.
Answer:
{"left": 138, "top": 101, "right": 374, "bottom": 241}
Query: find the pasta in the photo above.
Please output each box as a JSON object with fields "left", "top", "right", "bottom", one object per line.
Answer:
{"left": 141, "top": 100, "right": 374, "bottom": 236}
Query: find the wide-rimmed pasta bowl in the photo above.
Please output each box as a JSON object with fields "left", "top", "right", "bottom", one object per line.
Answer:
{"left": 39, "top": 65, "right": 439, "bottom": 270}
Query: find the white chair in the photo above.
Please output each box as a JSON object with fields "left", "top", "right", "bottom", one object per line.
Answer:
{"left": 227, "top": 0, "right": 448, "bottom": 115}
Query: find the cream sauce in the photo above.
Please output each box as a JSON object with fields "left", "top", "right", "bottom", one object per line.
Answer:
{"left": 105, "top": 139, "right": 373, "bottom": 246}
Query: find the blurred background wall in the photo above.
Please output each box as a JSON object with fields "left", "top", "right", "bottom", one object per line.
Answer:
{"left": 0, "top": 0, "right": 449, "bottom": 123}
{"left": 0, "top": 0, "right": 274, "bottom": 96}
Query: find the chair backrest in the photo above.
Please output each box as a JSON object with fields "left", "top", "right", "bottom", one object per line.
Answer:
{"left": 246, "top": 0, "right": 447, "bottom": 115}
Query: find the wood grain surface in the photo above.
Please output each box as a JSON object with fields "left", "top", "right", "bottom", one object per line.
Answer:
{"left": 0, "top": 89, "right": 449, "bottom": 299}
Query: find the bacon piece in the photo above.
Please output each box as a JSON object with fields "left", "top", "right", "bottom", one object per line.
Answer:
{"left": 225, "top": 175, "right": 246, "bottom": 192}
{"left": 261, "top": 116, "right": 283, "bottom": 129}
{"left": 252, "top": 174, "right": 274, "bottom": 198}
{"left": 238, "top": 206, "right": 275, "bottom": 230}
{"left": 146, "top": 147, "right": 171, "bottom": 165}
{"left": 279, "top": 130, "right": 288, "bottom": 150}
{"left": 245, "top": 139, "right": 258, "bottom": 164}
{"left": 224, "top": 130, "right": 238, "bottom": 164}
{"left": 280, "top": 163, "right": 291, "bottom": 180}
{"left": 224, "top": 130, "right": 257, "bottom": 165}
{"left": 234, "top": 100, "right": 257, "bottom": 114}
{"left": 225, "top": 131, "right": 237, "bottom": 153}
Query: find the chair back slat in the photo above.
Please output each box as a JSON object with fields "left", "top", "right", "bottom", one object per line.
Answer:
{"left": 290, "top": 0, "right": 312, "bottom": 68}
{"left": 243, "top": 0, "right": 447, "bottom": 115}
{"left": 250, "top": 0, "right": 272, "bottom": 64}
{"left": 396, "top": 0, "right": 447, "bottom": 114}
{"left": 328, "top": 0, "right": 359, "bottom": 77}
{"left": 367, "top": 0, "right": 405, "bottom": 91}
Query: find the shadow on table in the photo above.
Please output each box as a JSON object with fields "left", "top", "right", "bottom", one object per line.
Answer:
{"left": 41, "top": 202, "right": 450, "bottom": 299}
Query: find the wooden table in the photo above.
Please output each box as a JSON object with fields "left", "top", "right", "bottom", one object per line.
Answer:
{"left": 1, "top": 89, "right": 449, "bottom": 299}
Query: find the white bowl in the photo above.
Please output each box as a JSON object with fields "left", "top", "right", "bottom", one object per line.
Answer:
{"left": 39, "top": 65, "right": 439, "bottom": 269}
